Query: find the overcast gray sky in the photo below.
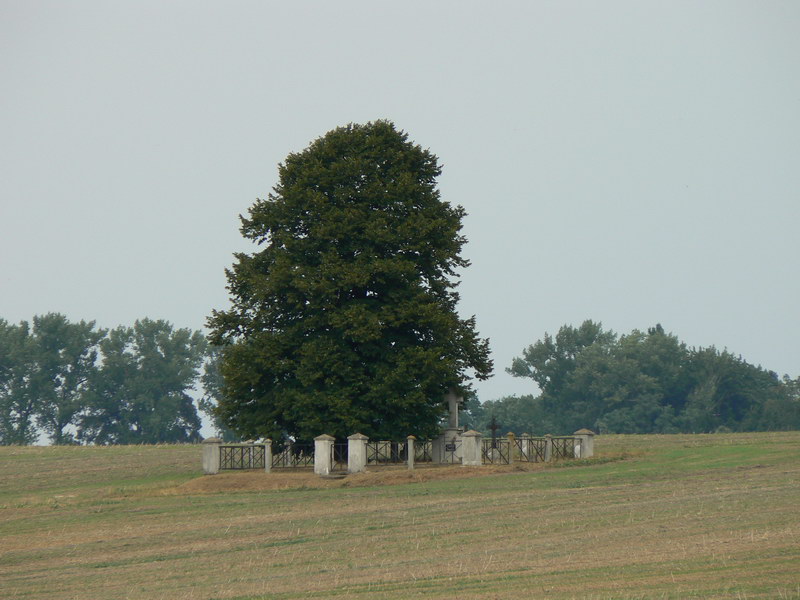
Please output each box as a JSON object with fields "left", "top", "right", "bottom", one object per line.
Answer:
{"left": 2, "top": 1, "right": 798, "bottom": 404}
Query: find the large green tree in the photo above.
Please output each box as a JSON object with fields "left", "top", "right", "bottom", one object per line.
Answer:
{"left": 208, "top": 121, "right": 492, "bottom": 442}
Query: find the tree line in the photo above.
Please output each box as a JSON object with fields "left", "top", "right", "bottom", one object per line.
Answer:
{"left": 462, "top": 321, "right": 800, "bottom": 435}
{"left": 0, "top": 313, "right": 210, "bottom": 445}
{"left": 4, "top": 314, "right": 797, "bottom": 445}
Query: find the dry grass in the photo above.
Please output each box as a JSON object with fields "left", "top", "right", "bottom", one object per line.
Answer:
{"left": 1, "top": 433, "right": 799, "bottom": 599}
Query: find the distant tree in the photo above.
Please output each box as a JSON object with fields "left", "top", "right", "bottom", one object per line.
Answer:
{"left": 508, "top": 320, "right": 615, "bottom": 432}
{"left": 757, "top": 375, "right": 800, "bottom": 431}
{"left": 579, "top": 327, "right": 688, "bottom": 433}
{"left": 208, "top": 121, "right": 492, "bottom": 443}
{"left": 458, "top": 392, "right": 485, "bottom": 432}
{"left": 0, "top": 320, "right": 38, "bottom": 445}
{"left": 478, "top": 394, "right": 547, "bottom": 436}
{"left": 508, "top": 321, "right": 795, "bottom": 434}
{"left": 198, "top": 346, "right": 237, "bottom": 441}
{"left": 32, "top": 313, "right": 105, "bottom": 444}
{"left": 79, "top": 319, "right": 206, "bottom": 444}
{"left": 681, "top": 347, "right": 785, "bottom": 433}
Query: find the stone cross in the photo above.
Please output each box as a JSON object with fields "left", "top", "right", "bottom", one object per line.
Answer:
{"left": 489, "top": 416, "right": 500, "bottom": 448}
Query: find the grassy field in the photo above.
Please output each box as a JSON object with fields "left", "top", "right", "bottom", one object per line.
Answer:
{"left": 1, "top": 433, "right": 798, "bottom": 599}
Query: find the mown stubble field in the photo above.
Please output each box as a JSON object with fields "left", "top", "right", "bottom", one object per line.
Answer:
{"left": 1, "top": 432, "right": 798, "bottom": 599}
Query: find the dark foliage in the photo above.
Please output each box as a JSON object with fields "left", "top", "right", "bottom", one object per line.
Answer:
{"left": 501, "top": 321, "right": 798, "bottom": 434}
{"left": 208, "top": 121, "right": 492, "bottom": 443}
{"left": 1, "top": 314, "right": 207, "bottom": 445}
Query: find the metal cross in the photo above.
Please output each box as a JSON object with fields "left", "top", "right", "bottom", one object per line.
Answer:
{"left": 490, "top": 415, "right": 500, "bottom": 449}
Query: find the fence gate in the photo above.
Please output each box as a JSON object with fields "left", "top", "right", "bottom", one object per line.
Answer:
{"left": 443, "top": 439, "right": 462, "bottom": 464}
{"left": 331, "top": 442, "right": 348, "bottom": 472}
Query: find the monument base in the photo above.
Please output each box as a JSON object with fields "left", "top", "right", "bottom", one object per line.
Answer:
{"left": 432, "top": 427, "right": 463, "bottom": 464}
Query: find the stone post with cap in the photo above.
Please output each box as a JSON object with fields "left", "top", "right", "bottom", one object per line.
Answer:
{"left": 573, "top": 429, "right": 595, "bottom": 458}
{"left": 314, "top": 434, "right": 335, "bottom": 476}
{"left": 406, "top": 435, "right": 416, "bottom": 470}
{"left": 347, "top": 433, "right": 368, "bottom": 473}
{"left": 202, "top": 437, "right": 222, "bottom": 474}
{"left": 263, "top": 439, "right": 273, "bottom": 472}
{"left": 461, "top": 430, "right": 482, "bottom": 466}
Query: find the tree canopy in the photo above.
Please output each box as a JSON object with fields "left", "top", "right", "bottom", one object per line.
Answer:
{"left": 32, "top": 313, "right": 105, "bottom": 444}
{"left": 79, "top": 319, "right": 207, "bottom": 444}
{"left": 499, "top": 320, "right": 798, "bottom": 434}
{"left": 208, "top": 121, "right": 492, "bottom": 442}
{"left": 0, "top": 319, "right": 38, "bottom": 445}
{"left": 0, "top": 314, "right": 208, "bottom": 445}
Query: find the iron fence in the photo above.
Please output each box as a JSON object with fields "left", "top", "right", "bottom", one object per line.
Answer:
{"left": 415, "top": 440, "right": 433, "bottom": 463}
{"left": 552, "top": 436, "right": 580, "bottom": 460}
{"left": 219, "top": 444, "right": 266, "bottom": 470}
{"left": 217, "top": 434, "right": 584, "bottom": 473}
{"left": 442, "top": 439, "right": 462, "bottom": 464}
{"left": 271, "top": 443, "right": 314, "bottom": 468}
{"left": 514, "top": 437, "right": 546, "bottom": 463}
{"left": 481, "top": 438, "right": 510, "bottom": 464}
{"left": 367, "top": 440, "right": 408, "bottom": 464}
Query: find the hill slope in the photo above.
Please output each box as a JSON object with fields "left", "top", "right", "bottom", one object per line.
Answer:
{"left": 1, "top": 433, "right": 798, "bottom": 599}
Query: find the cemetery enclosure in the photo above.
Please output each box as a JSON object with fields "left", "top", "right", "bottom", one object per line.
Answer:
{"left": 2, "top": 433, "right": 798, "bottom": 599}
{"left": 202, "top": 431, "right": 592, "bottom": 475}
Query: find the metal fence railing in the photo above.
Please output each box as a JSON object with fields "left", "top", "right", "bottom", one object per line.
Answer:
{"left": 214, "top": 434, "right": 585, "bottom": 472}
{"left": 271, "top": 443, "right": 314, "bottom": 469}
{"left": 513, "top": 437, "right": 546, "bottom": 463}
{"left": 367, "top": 440, "right": 408, "bottom": 464}
{"left": 482, "top": 436, "right": 581, "bottom": 464}
{"left": 551, "top": 436, "right": 580, "bottom": 460}
{"left": 219, "top": 445, "right": 266, "bottom": 470}
{"left": 482, "top": 438, "right": 510, "bottom": 464}
{"left": 415, "top": 440, "right": 433, "bottom": 463}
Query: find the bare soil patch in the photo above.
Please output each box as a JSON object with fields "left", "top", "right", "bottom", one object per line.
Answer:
{"left": 173, "top": 462, "right": 548, "bottom": 494}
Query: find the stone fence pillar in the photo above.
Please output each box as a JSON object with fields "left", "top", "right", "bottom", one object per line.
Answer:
{"left": 544, "top": 434, "right": 553, "bottom": 463}
{"left": 314, "top": 434, "right": 335, "bottom": 476}
{"left": 507, "top": 432, "right": 515, "bottom": 465}
{"left": 574, "top": 429, "right": 595, "bottom": 458}
{"left": 202, "top": 437, "right": 221, "bottom": 474}
{"left": 407, "top": 435, "right": 416, "bottom": 470}
{"left": 263, "top": 439, "right": 272, "bottom": 473}
{"left": 348, "top": 433, "right": 368, "bottom": 473}
{"left": 461, "top": 430, "right": 482, "bottom": 466}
